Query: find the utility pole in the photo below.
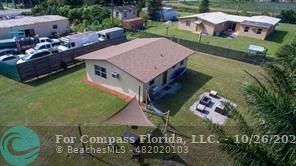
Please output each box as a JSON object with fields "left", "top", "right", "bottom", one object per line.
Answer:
{"left": 236, "top": 0, "right": 241, "bottom": 14}
{"left": 198, "top": 33, "right": 202, "bottom": 43}
{"left": 111, "top": 0, "right": 114, "bottom": 25}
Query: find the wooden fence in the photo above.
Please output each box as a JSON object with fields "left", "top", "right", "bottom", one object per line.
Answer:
{"left": 12, "top": 37, "right": 126, "bottom": 82}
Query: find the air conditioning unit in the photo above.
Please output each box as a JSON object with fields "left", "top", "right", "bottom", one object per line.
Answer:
{"left": 111, "top": 72, "right": 119, "bottom": 78}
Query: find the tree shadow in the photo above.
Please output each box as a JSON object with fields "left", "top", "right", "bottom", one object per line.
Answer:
{"left": 154, "top": 69, "right": 212, "bottom": 116}
{"left": 266, "top": 30, "right": 288, "bottom": 43}
{"left": 26, "top": 64, "right": 85, "bottom": 87}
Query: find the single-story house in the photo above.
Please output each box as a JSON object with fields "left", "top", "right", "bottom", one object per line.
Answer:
{"left": 154, "top": 7, "right": 177, "bottom": 21}
{"left": 178, "top": 12, "right": 281, "bottom": 40}
{"left": 77, "top": 38, "right": 194, "bottom": 102}
{"left": 0, "top": 15, "right": 70, "bottom": 39}
{"left": 112, "top": 5, "right": 137, "bottom": 20}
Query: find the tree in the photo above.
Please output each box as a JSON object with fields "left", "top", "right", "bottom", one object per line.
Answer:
{"left": 23, "top": 0, "right": 33, "bottom": 8}
{"left": 199, "top": 0, "right": 209, "bottom": 13}
{"left": 146, "top": 0, "right": 162, "bottom": 19}
{"left": 279, "top": 10, "right": 296, "bottom": 24}
{"left": 135, "top": 0, "right": 145, "bottom": 15}
{"left": 206, "top": 40, "right": 296, "bottom": 165}
{"left": 64, "top": 0, "right": 84, "bottom": 7}
{"left": 0, "top": 0, "right": 3, "bottom": 10}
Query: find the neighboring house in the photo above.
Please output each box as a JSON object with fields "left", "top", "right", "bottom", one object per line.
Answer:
{"left": 113, "top": 5, "right": 137, "bottom": 20}
{"left": 77, "top": 38, "right": 194, "bottom": 102}
{"left": 0, "top": 15, "right": 70, "bottom": 39}
{"left": 178, "top": 12, "right": 280, "bottom": 40}
{"left": 154, "top": 7, "right": 177, "bottom": 21}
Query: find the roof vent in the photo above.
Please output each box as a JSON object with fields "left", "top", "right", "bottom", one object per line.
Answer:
{"left": 160, "top": 54, "right": 164, "bottom": 57}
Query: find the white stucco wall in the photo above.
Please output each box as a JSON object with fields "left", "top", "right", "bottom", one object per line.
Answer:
{"left": 85, "top": 60, "right": 145, "bottom": 102}
{"left": 85, "top": 58, "right": 188, "bottom": 103}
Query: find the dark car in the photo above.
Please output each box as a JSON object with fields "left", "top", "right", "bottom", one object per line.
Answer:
{"left": 0, "top": 48, "right": 18, "bottom": 57}
{"left": 0, "top": 54, "right": 19, "bottom": 65}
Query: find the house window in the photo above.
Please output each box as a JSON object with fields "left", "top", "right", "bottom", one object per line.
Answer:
{"left": 149, "top": 79, "right": 155, "bottom": 86}
{"left": 94, "top": 65, "right": 107, "bottom": 79}
{"left": 53, "top": 25, "right": 58, "bottom": 29}
{"left": 186, "top": 20, "right": 191, "bottom": 27}
{"left": 244, "top": 27, "right": 249, "bottom": 32}
{"left": 256, "top": 28, "right": 263, "bottom": 34}
{"left": 115, "top": 11, "right": 119, "bottom": 18}
{"left": 180, "top": 60, "right": 184, "bottom": 65}
{"left": 124, "top": 11, "right": 127, "bottom": 18}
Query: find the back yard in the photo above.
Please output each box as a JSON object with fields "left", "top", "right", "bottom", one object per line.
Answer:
{"left": 144, "top": 20, "right": 296, "bottom": 57}
{"left": 0, "top": 53, "right": 261, "bottom": 165}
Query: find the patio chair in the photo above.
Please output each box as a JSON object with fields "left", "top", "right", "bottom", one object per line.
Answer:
{"left": 196, "top": 104, "right": 206, "bottom": 112}
{"left": 215, "top": 103, "right": 228, "bottom": 116}
{"left": 209, "top": 90, "right": 218, "bottom": 98}
{"left": 199, "top": 96, "right": 211, "bottom": 106}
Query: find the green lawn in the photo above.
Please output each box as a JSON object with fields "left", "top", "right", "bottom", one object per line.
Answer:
{"left": 0, "top": 53, "right": 262, "bottom": 165}
{"left": 144, "top": 21, "right": 296, "bottom": 57}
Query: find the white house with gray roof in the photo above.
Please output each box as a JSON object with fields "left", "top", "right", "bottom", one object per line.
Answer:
{"left": 178, "top": 12, "right": 281, "bottom": 40}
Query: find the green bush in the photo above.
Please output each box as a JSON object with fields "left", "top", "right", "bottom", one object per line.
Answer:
{"left": 279, "top": 10, "right": 296, "bottom": 24}
{"left": 32, "top": 2, "right": 113, "bottom": 32}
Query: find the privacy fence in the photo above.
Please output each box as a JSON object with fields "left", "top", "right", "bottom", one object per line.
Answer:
{"left": 0, "top": 37, "right": 127, "bottom": 82}
{"left": 132, "top": 31, "right": 265, "bottom": 64}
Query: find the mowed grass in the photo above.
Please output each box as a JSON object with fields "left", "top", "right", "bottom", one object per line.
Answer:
{"left": 0, "top": 65, "right": 127, "bottom": 126}
{"left": 0, "top": 53, "right": 262, "bottom": 165}
{"left": 144, "top": 21, "right": 296, "bottom": 56}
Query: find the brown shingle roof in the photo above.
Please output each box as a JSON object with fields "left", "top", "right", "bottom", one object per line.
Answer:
{"left": 77, "top": 38, "right": 194, "bottom": 83}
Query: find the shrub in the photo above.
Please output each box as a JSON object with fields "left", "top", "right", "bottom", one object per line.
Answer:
{"left": 279, "top": 10, "right": 296, "bottom": 24}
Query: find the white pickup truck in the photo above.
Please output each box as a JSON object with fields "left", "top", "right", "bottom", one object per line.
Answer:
{"left": 25, "top": 42, "right": 60, "bottom": 55}
{"left": 38, "top": 37, "right": 60, "bottom": 46}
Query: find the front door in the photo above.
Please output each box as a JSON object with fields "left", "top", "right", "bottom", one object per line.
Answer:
{"left": 162, "top": 71, "right": 167, "bottom": 86}
{"left": 229, "top": 23, "right": 236, "bottom": 31}
{"left": 196, "top": 25, "right": 201, "bottom": 32}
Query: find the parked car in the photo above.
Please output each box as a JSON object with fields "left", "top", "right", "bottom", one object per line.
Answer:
{"left": 39, "top": 37, "right": 60, "bottom": 46}
{"left": 0, "top": 48, "right": 18, "bottom": 57}
{"left": 96, "top": 27, "right": 124, "bottom": 42}
{"left": 17, "top": 49, "right": 52, "bottom": 64}
{"left": 0, "top": 54, "right": 18, "bottom": 63}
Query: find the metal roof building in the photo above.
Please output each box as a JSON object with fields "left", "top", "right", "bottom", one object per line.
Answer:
{"left": 0, "top": 15, "right": 70, "bottom": 39}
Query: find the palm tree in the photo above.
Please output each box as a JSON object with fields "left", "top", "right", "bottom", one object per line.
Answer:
{"left": 206, "top": 40, "right": 296, "bottom": 165}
